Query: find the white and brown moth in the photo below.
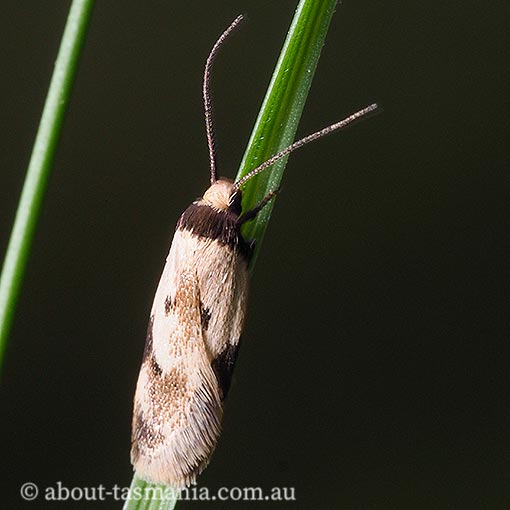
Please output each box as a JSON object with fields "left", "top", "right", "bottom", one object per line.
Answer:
{"left": 131, "top": 14, "right": 378, "bottom": 487}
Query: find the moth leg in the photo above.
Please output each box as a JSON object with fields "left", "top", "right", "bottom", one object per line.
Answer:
{"left": 237, "top": 185, "right": 282, "bottom": 225}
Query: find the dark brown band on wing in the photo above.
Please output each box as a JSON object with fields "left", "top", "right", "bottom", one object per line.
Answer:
{"left": 177, "top": 203, "right": 251, "bottom": 261}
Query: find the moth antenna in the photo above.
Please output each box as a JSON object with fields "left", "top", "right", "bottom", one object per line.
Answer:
{"left": 204, "top": 14, "right": 245, "bottom": 185}
{"left": 233, "top": 103, "right": 379, "bottom": 191}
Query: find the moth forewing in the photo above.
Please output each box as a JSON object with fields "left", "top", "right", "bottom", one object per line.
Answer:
{"left": 131, "top": 188, "right": 250, "bottom": 487}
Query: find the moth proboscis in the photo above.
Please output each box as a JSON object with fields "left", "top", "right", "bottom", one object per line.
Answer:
{"left": 130, "top": 14, "right": 378, "bottom": 488}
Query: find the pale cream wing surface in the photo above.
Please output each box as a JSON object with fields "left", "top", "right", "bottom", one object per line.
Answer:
{"left": 131, "top": 229, "right": 248, "bottom": 487}
{"left": 158, "top": 229, "right": 249, "bottom": 360}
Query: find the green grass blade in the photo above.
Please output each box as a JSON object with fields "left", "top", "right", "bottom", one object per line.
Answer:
{"left": 124, "top": 0, "right": 337, "bottom": 507}
{"left": 236, "top": 0, "right": 338, "bottom": 269}
{"left": 123, "top": 474, "right": 179, "bottom": 510}
{"left": 0, "top": 0, "right": 95, "bottom": 368}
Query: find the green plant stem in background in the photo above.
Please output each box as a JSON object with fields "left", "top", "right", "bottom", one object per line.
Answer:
{"left": 123, "top": 0, "right": 337, "bottom": 508}
{"left": 237, "top": 0, "right": 337, "bottom": 269}
{"left": 0, "top": 0, "right": 95, "bottom": 369}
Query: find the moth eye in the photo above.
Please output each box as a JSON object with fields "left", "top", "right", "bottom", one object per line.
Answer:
{"left": 228, "top": 191, "right": 242, "bottom": 214}
{"left": 227, "top": 191, "right": 237, "bottom": 205}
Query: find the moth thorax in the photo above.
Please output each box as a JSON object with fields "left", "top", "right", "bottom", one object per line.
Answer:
{"left": 202, "top": 178, "right": 236, "bottom": 212}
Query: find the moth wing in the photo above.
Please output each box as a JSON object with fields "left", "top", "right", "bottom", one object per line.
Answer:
{"left": 193, "top": 238, "right": 249, "bottom": 396}
{"left": 131, "top": 261, "right": 222, "bottom": 487}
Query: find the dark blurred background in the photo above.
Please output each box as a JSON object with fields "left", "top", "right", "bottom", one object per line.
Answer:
{"left": 1, "top": 1, "right": 510, "bottom": 508}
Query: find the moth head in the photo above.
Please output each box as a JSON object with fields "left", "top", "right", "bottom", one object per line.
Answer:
{"left": 200, "top": 13, "right": 378, "bottom": 225}
{"left": 202, "top": 178, "right": 242, "bottom": 215}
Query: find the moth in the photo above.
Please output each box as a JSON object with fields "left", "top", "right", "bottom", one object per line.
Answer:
{"left": 131, "top": 14, "right": 378, "bottom": 487}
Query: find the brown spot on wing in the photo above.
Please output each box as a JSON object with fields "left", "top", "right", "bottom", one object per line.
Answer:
{"left": 131, "top": 364, "right": 192, "bottom": 465}
{"left": 173, "top": 270, "right": 203, "bottom": 347}
{"left": 149, "top": 354, "right": 162, "bottom": 377}
{"left": 200, "top": 301, "right": 211, "bottom": 332}
{"left": 148, "top": 366, "right": 191, "bottom": 431}
{"left": 164, "top": 295, "right": 174, "bottom": 315}
{"left": 131, "top": 405, "right": 165, "bottom": 461}
{"left": 211, "top": 341, "right": 240, "bottom": 399}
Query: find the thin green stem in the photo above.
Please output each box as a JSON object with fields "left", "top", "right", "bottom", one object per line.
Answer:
{"left": 0, "top": 0, "right": 95, "bottom": 368}
{"left": 236, "top": 0, "right": 338, "bottom": 269}
{"left": 123, "top": 0, "right": 337, "bottom": 506}
{"left": 123, "top": 474, "right": 179, "bottom": 510}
